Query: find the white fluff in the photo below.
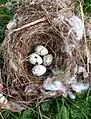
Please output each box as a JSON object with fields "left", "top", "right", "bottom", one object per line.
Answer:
{"left": 34, "top": 45, "right": 48, "bottom": 56}
{"left": 0, "top": 96, "right": 6, "bottom": 104}
{"left": 71, "top": 83, "right": 90, "bottom": 93}
{"left": 29, "top": 53, "right": 43, "bottom": 65}
{"left": 32, "top": 65, "right": 46, "bottom": 76}
{"left": 68, "top": 92, "right": 76, "bottom": 99}
{"left": 43, "top": 78, "right": 66, "bottom": 92}
{"left": 0, "top": 93, "right": 7, "bottom": 104}
{"left": 64, "top": 75, "right": 77, "bottom": 85}
{"left": 43, "top": 54, "right": 53, "bottom": 66}
{"left": 69, "top": 16, "right": 84, "bottom": 40}
{"left": 7, "top": 19, "right": 16, "bottom": 30}
{"left": 0, "top": 93, "right": 3, "bottom": 97}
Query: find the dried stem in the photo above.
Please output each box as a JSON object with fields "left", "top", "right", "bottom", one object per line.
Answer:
{"left": 80, "top": 3, "right": 89, "bottom": 73}
{"left": 13, "top": 17, "right": 46, "bottom": 32}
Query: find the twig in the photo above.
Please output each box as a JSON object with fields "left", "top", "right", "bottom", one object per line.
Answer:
{"left": 12, "top": 17, "right": 46, "bottom": 32}
{"left": 41, "top": 5, "right": 51, "bottom": 24}
{"left": 80, "top": 3, "right": 89, "bottom": 73}
{"left": 38, "top": 106, "right": 43, "bottom": 119}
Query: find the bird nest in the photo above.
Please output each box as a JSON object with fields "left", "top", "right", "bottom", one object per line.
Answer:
{"left": 1, "top": 0, "right": 91, "bottom": 111}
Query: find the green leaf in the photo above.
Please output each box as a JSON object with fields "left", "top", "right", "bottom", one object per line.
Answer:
{"left": 0, "top": 6, "right": 13, "bottom": 43}
{"left": 76, "top": 91, "right": 85, "bottom": 99}
{"left": 88, "top": 96, "right": 91, "bottom": 104}
{"left": 19, "top": 110, "right": 34, "bottom": 119}
{"left": 61, "top": 106, "right": 69, "bottom": 119}
{"left": 0, "top": 0, "right": 8, "bottom": 4}
{"left": 41, "top": 102, "right": 50, "bottom": 112}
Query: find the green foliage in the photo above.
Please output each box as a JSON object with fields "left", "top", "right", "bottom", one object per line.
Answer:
{"left": 39, "top": 91, "right": 91, "bottom": 119}
{"left": 75, "top": 0, "right": 91, "bottom": 17}
{"left": 41, "top": 102, "right": 50, "bottom": 112}
{"left": 19, "top": 110, "right": 34, "bottom": 119}
{"left": 0, "top": 1, "right": 13, "bottom": 43}
{"left": 0, "top": 0, "right": 8, "bottom": 4}
{"left": 84, "top": 0, "right": 91, "bottom": 15}
{"left": 1, "top": 93, "right": 91, "bottom": 119}
{"left": 0, "top": 110, "right": 19, "bottom": 119}
{"left": 0, "top": 109, "right": 34, "bottom": 119}
{"left": 61, "top": 106, "right": 69, "bottom": 119}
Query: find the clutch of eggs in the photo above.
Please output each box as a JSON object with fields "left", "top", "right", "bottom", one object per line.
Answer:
{"left": 29, "top": 45, "right": 53, "bottom": 76}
